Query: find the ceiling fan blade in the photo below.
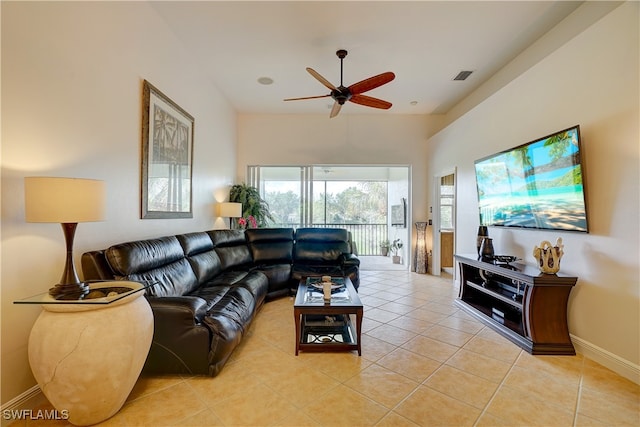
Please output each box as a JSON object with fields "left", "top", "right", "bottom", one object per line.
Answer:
{"left": 348, "top": 72, "right": 395, "bottom": 95}
{"left": 329, "top": 102, "right": 342, "bottom": 118}
{"left": 307, "top": 68, "right": 337, "bottom": 91}
{"left": 283, "top": 94, "right": 331, "bottom": 101}
{"left": 350, "top": 94, "right": 392, "bottom": 110}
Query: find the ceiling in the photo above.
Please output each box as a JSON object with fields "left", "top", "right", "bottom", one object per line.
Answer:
{"left": 151, "top": 1, "right": 584, "bottom": 116}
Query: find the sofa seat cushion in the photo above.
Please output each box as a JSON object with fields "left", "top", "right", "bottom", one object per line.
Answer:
{"left": 199, "top": 270, "right": 268, "bottom": 309}
{"left": 188, "top": 285, "right": 233, "bottom": 313}
{"left": 254, "top": 263, "right": 292, "bottom": 295}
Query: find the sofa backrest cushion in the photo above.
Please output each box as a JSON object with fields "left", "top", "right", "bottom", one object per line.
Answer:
{"left": 105, "top": 236, "right": 199, "bottom": 297}
{"left": 245, "top": 228, "right": 294, "bottom": 264}
{"left": 176, "top": 232, "right": 223, "bottom": 285}
{"left": 208, "top": 230, "right": 253, "bottom": 271}
{"left": 293, "top": 228, "right": 350, "bottom": 264}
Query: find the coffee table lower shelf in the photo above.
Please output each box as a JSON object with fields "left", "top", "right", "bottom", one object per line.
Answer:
{"left": 296, "top": 314, "right": 360, "bottom": 354}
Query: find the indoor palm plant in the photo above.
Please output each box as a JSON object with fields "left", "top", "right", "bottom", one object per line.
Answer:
{"left": 229, "top": 183, "right": 274, "bottom": 228}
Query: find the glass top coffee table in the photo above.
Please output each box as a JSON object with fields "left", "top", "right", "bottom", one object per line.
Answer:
{"left": 293, "top": 276, "right": 363, "bottom": 356}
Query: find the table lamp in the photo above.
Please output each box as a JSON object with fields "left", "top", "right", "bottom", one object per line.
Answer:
{"left": 25, "top": 177, "right": 106, "bottom": 298}
{"left": 217, "top": 202, "right": 242, "bottom": 228}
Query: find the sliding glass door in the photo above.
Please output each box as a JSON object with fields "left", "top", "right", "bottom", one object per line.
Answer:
{"left": 247, "top": 165, "right": 410, "bottom": 259}
{"left": 249, "top": 166, "right": 307, "bottom": 227}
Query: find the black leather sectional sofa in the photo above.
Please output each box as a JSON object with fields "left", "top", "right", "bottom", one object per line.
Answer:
{"left": 81, "top": 227, "right": 359, "bottom": 376}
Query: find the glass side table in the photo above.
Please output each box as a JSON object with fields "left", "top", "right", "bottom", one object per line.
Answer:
{"left": 14, "top": 280, "right": 155, "bottom": 305}
{"left": 14, "top": 280, "right": 155, "bottom": 426}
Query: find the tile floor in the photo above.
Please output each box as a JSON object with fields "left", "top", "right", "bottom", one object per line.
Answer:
{"left": 13, "top": 271, "right": 640, "bottom": 426}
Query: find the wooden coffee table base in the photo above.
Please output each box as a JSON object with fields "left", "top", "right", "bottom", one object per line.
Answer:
{"left": 293, "top": 277, "right": 363, "bottom": 356}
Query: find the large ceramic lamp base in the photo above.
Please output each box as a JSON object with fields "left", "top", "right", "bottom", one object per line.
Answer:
{"left": 28, "top": 282, "right": 153, "bottom": 426}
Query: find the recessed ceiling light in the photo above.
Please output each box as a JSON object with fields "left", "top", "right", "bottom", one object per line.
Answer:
{"left": 410, "top": 101, "right": 418, "bottom": 106}
{"left": 257, "top": 77, "right": 274, "bottom": 85}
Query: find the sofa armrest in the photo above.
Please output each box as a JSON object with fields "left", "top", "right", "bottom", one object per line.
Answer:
{"left": 143, "top": 295, "right": 212, "bottom": 375}
{"left": 340, "top": 253, "right": 360, "bottom": 268}
{"left": 81, "top": 250, "right": 115, "bottom": 280}
{"left": 146, "top": 296, "right": 208, "bottom": 324}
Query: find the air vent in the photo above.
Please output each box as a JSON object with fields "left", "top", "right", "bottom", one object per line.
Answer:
{"left": 453, "top": 70, "right": 473, "bottom": 81}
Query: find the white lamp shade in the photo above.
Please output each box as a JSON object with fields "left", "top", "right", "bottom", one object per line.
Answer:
{"left": 217, "top": 202, "right": 242, "bottom": 218}
{"left": 25, "top": 177, "right": 106, "bottom": 223}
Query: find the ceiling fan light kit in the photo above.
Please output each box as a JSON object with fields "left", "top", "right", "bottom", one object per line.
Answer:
{"left": 284, "top": 49, "right": 395, "bottom": 118}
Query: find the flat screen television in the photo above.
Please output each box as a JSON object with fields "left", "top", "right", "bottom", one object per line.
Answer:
{"left": 474, "top": 125, "right": 588, "bottom": 233}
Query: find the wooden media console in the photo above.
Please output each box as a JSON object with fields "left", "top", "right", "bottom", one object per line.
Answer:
{"left": 455, "top": 254, "right": 577, "bottom": 355}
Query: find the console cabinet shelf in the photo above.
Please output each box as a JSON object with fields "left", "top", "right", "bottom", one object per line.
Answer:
{"left": 455, "top": 254, "right": 576, "bottom": 355}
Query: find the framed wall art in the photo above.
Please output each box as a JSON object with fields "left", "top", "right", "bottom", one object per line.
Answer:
{"left": 391, "top": 197, "right": 407, "bottom": 228}
{"left": 141, "top": 80, "right": 194, "bottom": 219}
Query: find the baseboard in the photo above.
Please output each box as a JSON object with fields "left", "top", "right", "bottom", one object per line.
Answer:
{"left": 0, "top": 385, "right": 43, "bottom": 427}
{"left": 571, "top": 334, "right": 640, "bottom": 385}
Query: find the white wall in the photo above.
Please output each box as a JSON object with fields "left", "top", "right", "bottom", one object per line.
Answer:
{"left": 427, "top": 2, "right": 639, "bottom": 380}
{"left": 1, "top": 2, "right": 237, "bottom": 403}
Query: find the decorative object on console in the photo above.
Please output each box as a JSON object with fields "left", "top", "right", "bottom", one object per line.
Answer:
{"left": 414, "top": 222, "right": 428, "bottom": 274}
{"left": 476, "top": 225, "right": 488, "bottom": 256}
{"left": 24, "top": 177, "right": 105, "bottom": 299}
{"left": 478, "top": 237, "right": 495, "bottom": 261}
{"left": 217, "top": 202, "right": 242, "bottom": 229}
{"left": 493, "top": 255, "right": 519, "bottom": 265}
{"left": 141, "top": 79, "right": 194, "bottom": 219}
{"left": 533, "top": 238, "right": 564, "bottom": 274}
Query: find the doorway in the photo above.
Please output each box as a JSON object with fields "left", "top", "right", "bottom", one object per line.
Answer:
{"left": 432, "top": 170, "right": 456, "bottom": 276}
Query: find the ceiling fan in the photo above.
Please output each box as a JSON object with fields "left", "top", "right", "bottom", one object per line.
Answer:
{"left": 284, "top": 49, "right": 395, "bottom": 118}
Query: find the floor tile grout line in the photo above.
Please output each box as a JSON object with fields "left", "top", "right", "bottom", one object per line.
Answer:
{"left": 469, "top": 347, "right": 523, "bottom": 426}
{"left": 571, "top": 356, "right": 587, "bottom": 427}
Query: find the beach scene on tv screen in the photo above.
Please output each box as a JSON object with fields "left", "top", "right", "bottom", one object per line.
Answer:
{"left": 475, "top": 127, "right": 588, "bottom": 232}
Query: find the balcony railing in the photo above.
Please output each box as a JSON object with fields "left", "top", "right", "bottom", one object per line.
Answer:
{"left": 308, "top": 223, "right": 389, "bottom": 256}
{"left": 268, "top": 222, "right": 390, "bottom": 255}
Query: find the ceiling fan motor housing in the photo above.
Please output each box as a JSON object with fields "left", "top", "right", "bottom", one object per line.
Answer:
{"left": 332, "top": 87, "right": 352, "bottom": 104}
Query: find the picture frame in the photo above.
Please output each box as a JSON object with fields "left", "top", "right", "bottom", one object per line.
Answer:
{"left": 141, "top": 80, "right": 194, "bottom": 219}
{"left": 391, "top": 197, "right": 407, "bottom": 227}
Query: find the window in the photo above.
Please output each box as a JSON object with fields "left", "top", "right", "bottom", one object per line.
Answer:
{"left": 440, "top": 174, "right": 455, "bottom": 230}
